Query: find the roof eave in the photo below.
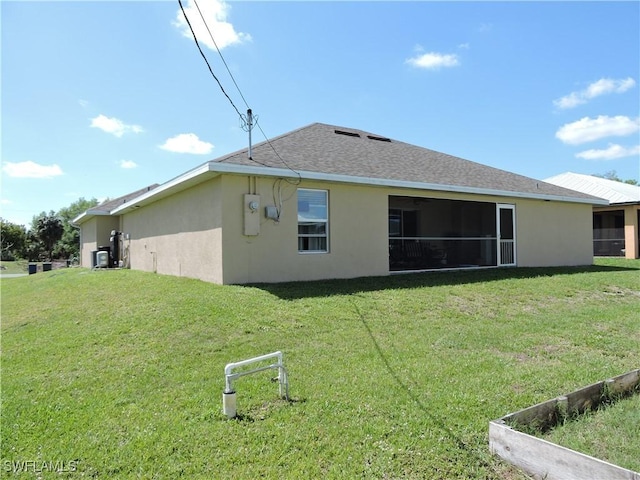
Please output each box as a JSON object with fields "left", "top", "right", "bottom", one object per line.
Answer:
{"left": 110, "top": 161, "right": 609, "bottom": 213}
{"left": 111, "top": 163, "right": 217, "bottom": 215}
{"left": 71, "top": 209, "right": 112, "bottom": 226}
{"left": 209, "top": 163, "right": 609, "bottom": 206}
{"left": 603, "top": 200, "right": 640, "bottom": 207}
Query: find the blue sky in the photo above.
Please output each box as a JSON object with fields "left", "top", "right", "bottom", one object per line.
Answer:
{"left": 2, "top": 0, "right": 639, "bottom": 227}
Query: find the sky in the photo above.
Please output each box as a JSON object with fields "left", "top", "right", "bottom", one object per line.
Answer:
{"left": 1, "top": 0, "right": 639, "bottom": 228}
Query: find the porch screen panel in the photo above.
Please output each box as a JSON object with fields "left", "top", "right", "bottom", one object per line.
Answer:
{"left": 593, "top": 211, "right": 625, "bottom": 256}
{"left": 389, "top": 196, "right": 497, "bottom": 271}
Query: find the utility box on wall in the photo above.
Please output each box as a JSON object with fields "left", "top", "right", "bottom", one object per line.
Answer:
{"left": 244, "top": 194, "right": 260, "bottom": 236}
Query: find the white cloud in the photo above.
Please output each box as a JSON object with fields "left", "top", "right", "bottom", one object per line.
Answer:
{"left": 555, "top": 115, "right": 640, "bottom": 145}
{"left": 553, "top": 77, "right": 636, "bottom": 109}
{"left": 119, "top": 160, "right": 138, "bottom": 169}
{"left": 576, "top": 143, "right": 640, "bottom": 161}
{"left": 2, "top": 161, "right": 64, "bottom": 178}
{"left": 406, "top": 52, "right": 460, "bottom": 70}
{"left": 160, "top": 133, "right": 214, "bottom": 154}
{"left": 91, "top": 114, "right": 143, "bottom": 137}
{"left": 1, "top": 199, "right": 12, "bottom": 205}
{"left": 174, "top": 0, "right": 250, "bottom": 51}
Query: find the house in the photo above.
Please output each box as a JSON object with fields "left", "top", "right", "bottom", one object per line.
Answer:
{"left": 73, "top": 185, "right": 159, "bottom": 267}
{"left": 544, "top": 172, "right": 640, "bottom": 259}
{"left": 73, "top": 123, "right": 607, "bottom": 284}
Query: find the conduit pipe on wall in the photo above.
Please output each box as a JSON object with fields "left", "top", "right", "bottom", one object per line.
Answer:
{"left": 222, "top": 351, "right": 289, "bottom": 419}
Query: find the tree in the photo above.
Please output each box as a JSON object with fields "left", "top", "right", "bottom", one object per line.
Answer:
{"left": 594, "top": 170, "right": 639, "bottom": 186}
{"left": 24, "top": 230, "right": 44, "bottom": 262}
{"left": 24, "top": 198, "right": 100, "bottom": 261}
{"left": 56, "top": 197, "right": 99, "bottom": 258}
{"left": 34, "top": 213, "right": 64, "bottom": 261}
{"left": 0, "top": 219, "right": 27, "bottom": 260}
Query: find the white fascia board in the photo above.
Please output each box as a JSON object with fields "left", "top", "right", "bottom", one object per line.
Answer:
{"left": 111, "top": 163, "right": 215, "bottom": 215}
{"left": 208, "top": 163, "right": 609, "bottom": 206}
{"left": 111, "top": 161, "right": 608, "bottom": 214}
{"left": 71, "top": 209, "right": 112, "bottom": 226}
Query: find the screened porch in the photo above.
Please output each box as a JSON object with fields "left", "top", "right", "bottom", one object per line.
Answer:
{"left": 388, "top": 196, "right": 515, "bottom": 271}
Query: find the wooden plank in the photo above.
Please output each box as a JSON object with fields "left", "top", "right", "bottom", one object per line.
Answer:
{"left": 566, "top": 381, "right": 604, "bottom": 415}
{"left": 490, "top": 370, "right": 640, "bottom": 479}
{"left": 607, "top": 369, "right": 640, "bottom": 396}
{"left": 489, "top": 421, "right": 640, "bottom": 480}
{"left": 503, "top": 397, "right": 560, "bottom": 432}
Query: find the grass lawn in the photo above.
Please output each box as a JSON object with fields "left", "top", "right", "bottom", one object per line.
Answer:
{"left": 0, "top": 261, "right": 28, "bottom": 275}
{"left": 1, "top": 258, "right": 639, "bottom": 479}
{"left": 542, "top": 391, "right": 640, "bottom": 473}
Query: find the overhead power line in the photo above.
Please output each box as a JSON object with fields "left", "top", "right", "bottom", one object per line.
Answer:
{"left": 177, "top": 0, "right": 243, "bottom": 120}
{"left": 192, "top": 0, "right": 251, "bottom": 112}
{"left": 177, "top": 0, "right": 300, "bottom": 179}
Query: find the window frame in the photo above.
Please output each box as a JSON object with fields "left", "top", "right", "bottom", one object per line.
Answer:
{"left": 297, "top": 188, "right": 329, "bottom": 253}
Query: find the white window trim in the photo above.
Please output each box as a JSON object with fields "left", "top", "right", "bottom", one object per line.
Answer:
{"left": 298, "top": 188, "right": 329, "bottom": 254}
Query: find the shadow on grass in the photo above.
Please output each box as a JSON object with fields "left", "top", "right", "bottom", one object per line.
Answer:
{"left": 230, "top": 398, "right": 306, "bottom": 423}
{"left": 250, "top": 264, "right": 638, "bottom": 300}
{"left": 350, "top": 299, "right": 500, "bottom": 475}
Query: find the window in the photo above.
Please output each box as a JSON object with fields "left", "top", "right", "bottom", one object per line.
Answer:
{"left": 298, "top": 189, "right": 328, "bottom": 252}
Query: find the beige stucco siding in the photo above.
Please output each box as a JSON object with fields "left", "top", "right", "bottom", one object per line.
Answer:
{"left": 219, "top": 176, "right": 389, "bottom": 284}
{"left": 79, "top": 217, "right": 98, "bottom": 268}
{"left": 84, "top": 173, "right": 595, "bottom": 284}
{"left": 515, "top": 199, "right": 593, "bottom": 267}
{"left": 623, "top": 205, "right": 639, "bottom": 259}
{"left": 121, "top": 177, "right": 224, "bottom": 283}
{"left": 79, "top": 216, "right": 120, "bottom": 268}
{"left": 219, "top": 177, "right": 594, "bottom": 283}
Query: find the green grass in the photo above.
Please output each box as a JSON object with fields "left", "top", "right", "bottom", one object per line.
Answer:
{"left": 0, "top": 261, "right": 28, "bottom": 275}
{"left": 1, "top": 259, "right": 639, "bottom": 479}
{"left": 542, "top": 392, "right": 640, "bottom": 473}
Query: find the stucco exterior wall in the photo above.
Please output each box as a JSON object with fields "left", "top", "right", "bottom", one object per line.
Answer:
{"left": 515, "top": 199, "right": 593, "bottom": 267}
{"left": 219, "top": 176, "right": 389, "bottom": 284}
{"left": 623, "top": 205, "right": 639, "bottom": 259}
{"left": 120, "top": 177, "right": 224, "bottom": 283}
{"left": 218, "top": 177, "right": 594, "bottom": 283}
{"left": 78, "top": 216, "right": 120, "bottom": 268}
{"left": 85, "top": 173, "right": 595, "bottom": 284}
{"left": 79, "top": 217, "right": 97, "bottom": 268}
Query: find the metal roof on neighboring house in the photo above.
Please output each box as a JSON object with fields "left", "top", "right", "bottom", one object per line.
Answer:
{"left": 544, "top": 172, "right": 640, "bottom": 205}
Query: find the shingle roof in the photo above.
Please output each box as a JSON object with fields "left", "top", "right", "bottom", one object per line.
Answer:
{"left": 99, "top": 123, "right": 609, "bottom": 217}
{"left": 544, "top": 172, "right": 640, "bottom": 205}
{"left": 92, "top": 184, "right": 160, "bottom": 213}
{"left": 215, "top": 123, "right": 601, "bottom": 202}
{"left": 72, "top": 184, "right": 159, "bottom": 224}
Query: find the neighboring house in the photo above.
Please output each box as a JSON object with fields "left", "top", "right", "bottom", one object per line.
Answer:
{"left": 545, "top": 172, "right": 640, "bottom": 259}
{"left": 73, "top": 123, "right": 606, "bottom": 284}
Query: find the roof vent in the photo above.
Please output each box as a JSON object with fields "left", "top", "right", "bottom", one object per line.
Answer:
{"left": 334, "top": 129, "right": 361, "bottom": 138}
{"left": 367, "top": 135, "right": 391, "bottom": 142}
